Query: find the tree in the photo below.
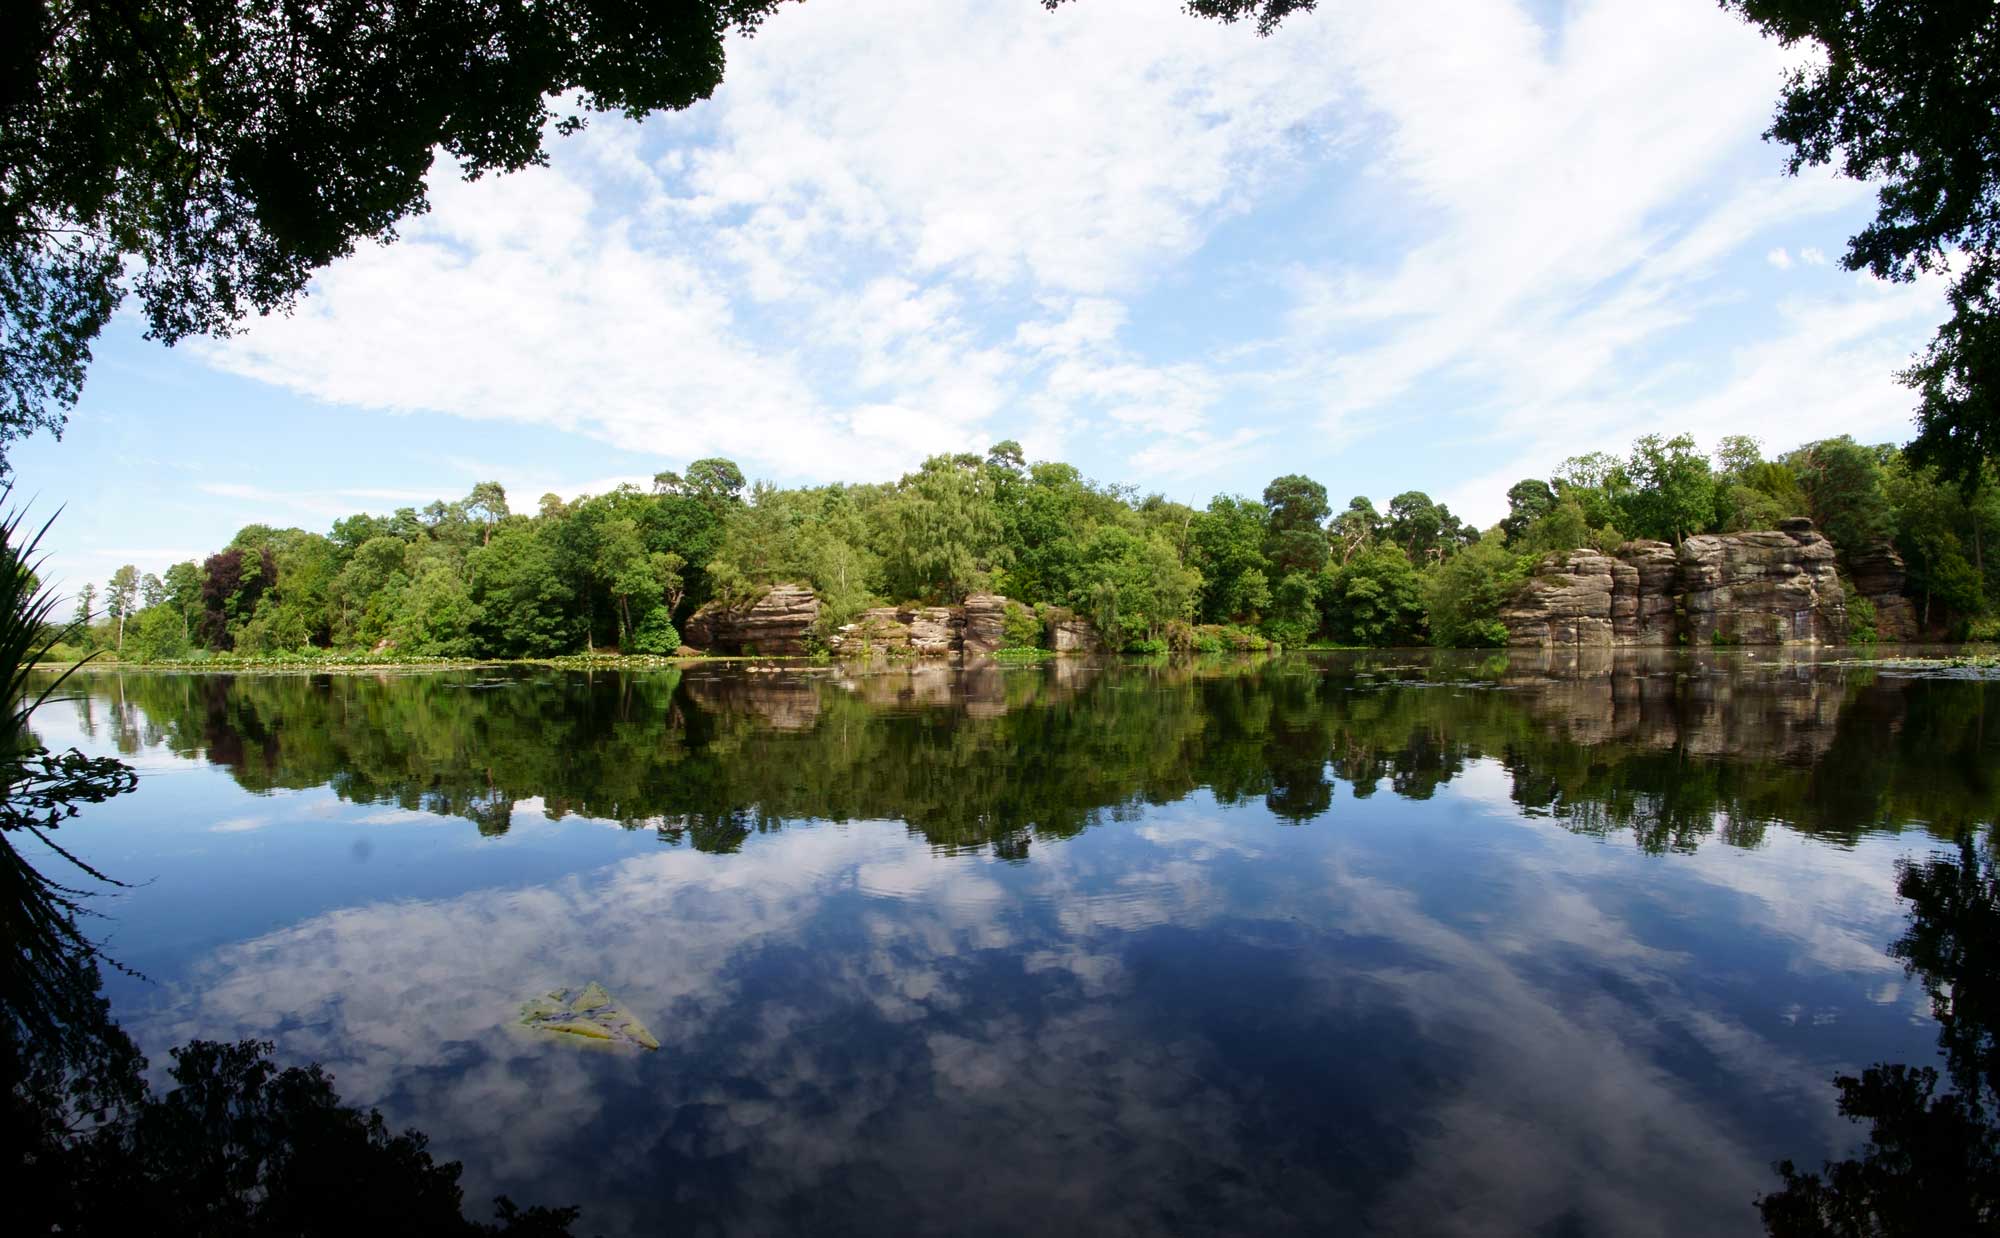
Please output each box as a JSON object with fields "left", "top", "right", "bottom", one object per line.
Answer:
{"left": 1425, "top": 534, "right": 1527, "bottom": 648}
{"left": 1323, "top": 544, "right": 1426, "bottom": 647}
{"left": 882, "top": 455, "right": 1004, "bottom": 602}
{"left": 1787, "top": 436, "right": 1896, "bottom": 554}
{"left": 463, "top": 483, "right": 509, "bottom": 547}
{"left": 1262, "top": 474, "right": 1331, "bottom": 576}
{"left": 1619, "top": 433, "right": 1717, "bottom": 544}
{"left": 71, "top": 581, "right": 93, "bottom": 633}
{"left": 0, "top": 2, "right": 790, "bottom": 472}
{"left": 1500, "top": 480, "right": 1556, "bottom": 546}
{"left": 103, "top": 564, "right": 137, "bottom": 653}
{"left": 1331, "top": 497, "right": 1382, "bottom": 564}
{"left": 197, "top": 547, "right": 276, "bottom": 650}
{"left": 1724, "top": 2, "right": 2000, "bottom": 486}
{"left": 1189, "top": 496, "right": 1271, "bottom": 623}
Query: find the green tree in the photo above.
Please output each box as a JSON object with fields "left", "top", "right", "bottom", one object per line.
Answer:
{"left": 463, "top": 482, "right": 509, "bottom": 547}
{"left": 1725, "top": 2, "right": 2000, "bottom": 486}
{"left": 1787, "top": 436, "right": 1896, "bottom": 553}
{"left": 1324, "top": 544, "right": 1426, "bottom": 646}
{"left": 1331, "top": 496, "right": 1382, "bottom": 564}
{"left": 1262, "top": 474, "right": 1331, "bottom": 576}
{"left": 1189, "top": 496, "right": 1271, "bottom": 623}
{"left": 469, "top": 520, "right": 582, "bottom": 657}
{"left": 882, "top": 455, "right": 1004, "bottom": 602}
{"left": 69, "top": 581, "right": 95, "bottom": 650}
{"left": 1, "top": 1, "right": 789, "bottom": 470}
{"left": 103, "top": 564, "right": 137, "bottom": 653}
{"left": 1500, "top": 480, "right": 1556, "bottom": 546}
{"left": 1424, "top": 534, "right": 1527, "bottom": 648}
{"left": 1619, "top": 433, "right": 1717, "bottom": 544}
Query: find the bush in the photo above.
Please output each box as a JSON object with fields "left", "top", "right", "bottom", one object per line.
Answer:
{"left": 1191, "top": 624, "right": 1269, "bottom": 653}
{"left": 1961, "top": 614, "right": 2000, "bottom": 643}
{"left": 1846, "top": 591, "right": 1878, "bottom": 643}
{"left": 1000, "top": 600, "right": 1041, "bottom": 650}
{"left": 1123, "top": 636, "right": 1169, "bottom": 655}
{"left": 627, "top": 607, "right": 681, "bottom": 655}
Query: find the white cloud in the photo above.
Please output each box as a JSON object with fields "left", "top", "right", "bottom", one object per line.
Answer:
{"left": 180, "top": 0, "right": 1937, "bottom": 512}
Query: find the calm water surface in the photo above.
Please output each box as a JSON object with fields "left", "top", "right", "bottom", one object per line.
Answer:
{"left": 26, "top": 651, "right": 1997, "bottom": 1236}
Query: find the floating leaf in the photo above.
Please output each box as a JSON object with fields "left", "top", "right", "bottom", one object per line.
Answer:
{"left": 518, "top": 984, "right": 659, "bottom": 1050}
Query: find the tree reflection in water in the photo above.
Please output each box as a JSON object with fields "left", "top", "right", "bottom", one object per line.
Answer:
{"left": 27, "top": 649, "right": 2000, "bottom": 1233}
{"left": 1761, "top": 833, "right": 2000, "bottom": 1235}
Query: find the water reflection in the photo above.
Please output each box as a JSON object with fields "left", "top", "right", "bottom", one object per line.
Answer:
{"left": 53, "top": 651, "right": 2000, "bottom": 856}
{"left": 30, "top": 652, "right": 1999, "bottom": 1235}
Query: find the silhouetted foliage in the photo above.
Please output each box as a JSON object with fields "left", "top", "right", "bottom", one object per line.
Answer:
{"left": 1760, "top": 833, "right": 2000, "bottom": 1235}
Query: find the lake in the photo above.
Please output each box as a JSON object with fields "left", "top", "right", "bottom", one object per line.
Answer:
{"left": 26, "top": 651, "right": 1995, "bottom": 1236}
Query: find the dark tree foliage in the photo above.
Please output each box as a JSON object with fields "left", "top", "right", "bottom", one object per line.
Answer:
{"left": 0, "top": 0, "right": 789, "bottom": 470}
{"left": 1500, "top": 479, "right": 1556, "bottom": 546}
{"left": 1724, "top": 1, "right": 2000, "bottom": 486}
{"left": 1045, "top": 0, "right": 1316, "bottom": 36}
{"left": 196, "top": 546, "right": 275, "bottom": 650}
{"left": 11, "top": 1037, "right": 580, "bottom": 1237}
{"left": 1760, "top": 834, "right": 2000, "bottom": 1235}
{"left": 1261, "top": 473, "right": 1331, "bottom": 576}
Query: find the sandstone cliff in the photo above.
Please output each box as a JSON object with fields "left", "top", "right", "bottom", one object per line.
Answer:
{"left": 1847, "top": 541, "right": 1919, "bottom": 641}
{"left": 683, "top": 584, "right": 820, "bottom": 656}
{"left": 1503, "top": 520, "right": 1856, "bottom": 648}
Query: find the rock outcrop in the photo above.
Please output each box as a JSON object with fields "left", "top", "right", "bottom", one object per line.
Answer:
{"left": 961, "top": 593, "right": 1008, "bottom": 655}
{"left": 1679, "top": 518, "right": 1846, "bottom": 645}
{"left": 826, "top": 605, "right": 964, "bottom": 656}
{"left": 1848, "top": 541, "right": 1919, "bottom": 642}
{"left": 1503, "top": 520, "right": 1854, "bottom": 648}
{"left": 1499, "top": 550, "right": 1624, "bottom": 648}
{"left": 690, "top": 588, "right": 1108, "bottom": 659}
{"left": 1045, "top": 608, "right": 1104, "bottom": 654}
{"left": 683, "top": 584, "right": 820, "bottom": 656}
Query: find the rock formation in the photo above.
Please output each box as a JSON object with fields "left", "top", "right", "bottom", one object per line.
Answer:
{"left": 826, "top": 605, "right": 964, "bottom": 656}
{"left": 1847, "top": 541, "right": 1918, "bottom": 641}
{"left": 1045, "top": 608, "right": 1104, "bottom": 654}
{"left": 961, "top": 593, "right": 1008, "bottom": 655}
{"left": 1678, "top": 518, "right": 1845, "bottom": 645}
{"left": 683, "top": 584, "right": 820, "bottom": 656}
{"left": 688, "top": 588, "right": 1107, "bottom": 659}
{"left": 1503, "top": 520, "right": 1856, "bottom": 648}
{"left": 1499, "top": 549, "right": 1625, "bottom": 648}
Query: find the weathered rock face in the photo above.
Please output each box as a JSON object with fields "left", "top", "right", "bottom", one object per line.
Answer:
{"left": 1680, "top": 519, "right": 1846, "bottom": 646}
{"left": 1503, "top": 521, "right": 1853, "bottom": 648}
{"left": 1046, "top": 609, "right": 1104, "bottom": 654}
{"left": 1499, "top": 549, "right": 1621, "bottom": 648}
{"left": 683, "top": 584, "right": 820, "bottom": 656}
{"left": 827, "top": 605, "right": 964, "bottom": 656}
{"left": 1848, "top": 541, "right": 1919, "bottom": 641}
{"left": 1620, "top": 540, "right": 1680, "bottom": 645}
{"left": 961, "top": 593, "right": 1008, "bottom": 655}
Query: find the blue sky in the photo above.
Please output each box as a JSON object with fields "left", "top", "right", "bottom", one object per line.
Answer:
{"left": 20, "top": 0, "right": 1949, "bottom": 594}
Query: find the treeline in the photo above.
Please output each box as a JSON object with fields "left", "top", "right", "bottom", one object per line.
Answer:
{"left": 61, "top": 433, "right": 2000, "bottom": 662}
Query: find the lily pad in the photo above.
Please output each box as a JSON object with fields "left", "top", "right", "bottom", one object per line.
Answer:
{"left": 518, "top": 983, "right": 659, "bottom": 1050}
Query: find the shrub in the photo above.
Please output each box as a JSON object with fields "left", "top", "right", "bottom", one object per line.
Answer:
{"left": 1846, "top": 592, "right": 1878, "bottom": 644}
{"left": 1000, "top": 600, "right": 1041, "bottom": 650}
{"left": 627, "top": 607, "right": 681, "bottom": 655}
{"left": 1124, "top": 636, "right": 1168, "bottom": 655}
